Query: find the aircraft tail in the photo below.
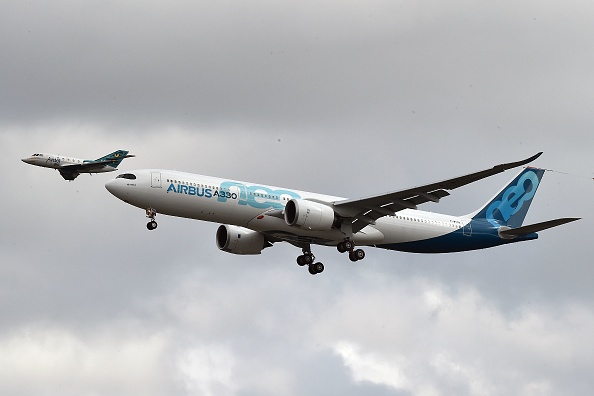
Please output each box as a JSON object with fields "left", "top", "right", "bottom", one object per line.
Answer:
{"left": 95, "top": 150, "right": 134, "bottom": 168}
{"left": 498, "top": 217, "right": 580, "bottom": 238}
{"left": 470, "top": 167, "right": 545, "bottom": 228}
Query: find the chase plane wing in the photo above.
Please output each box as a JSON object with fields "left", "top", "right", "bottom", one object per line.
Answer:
{"left": 57, "top": 154, "right": 136, "bottom": 180}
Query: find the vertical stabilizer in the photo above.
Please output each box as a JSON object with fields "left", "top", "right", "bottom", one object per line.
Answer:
{"left": 94, "top": 150, "right": 130, "bottom": 168}
{"left": 470, "top": 168, "right": 545, "bottom": 228}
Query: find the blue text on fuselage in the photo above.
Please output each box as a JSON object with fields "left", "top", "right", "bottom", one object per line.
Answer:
{"left": 167, "top": 184, "right": 213, "bottom": 198}
{"left": 166, "top": 181, "right": 301, "bottom": 210}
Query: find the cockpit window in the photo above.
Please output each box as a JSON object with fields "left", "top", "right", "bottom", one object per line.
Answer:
{"left": 116, "top": 173, "right": 137, "bottom": 180}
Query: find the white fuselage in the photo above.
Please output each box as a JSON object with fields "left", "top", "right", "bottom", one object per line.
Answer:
{"left": 22, "top": 153, "right": 114, "bottom": 173}
{"left": 105, "top": 169, "right": 471, "bottom": 248}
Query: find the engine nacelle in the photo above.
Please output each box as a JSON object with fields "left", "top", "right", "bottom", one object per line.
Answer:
{"left": 284, "top": 199, "right": 335, "bottom": 231}
{"left": 216, "top": 224, "right": 268, "bottom": 255}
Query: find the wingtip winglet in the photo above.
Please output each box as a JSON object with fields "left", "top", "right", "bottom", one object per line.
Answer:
{"left": 495, "top": 152, "right": 543, "bottom": 172}
{"left": 520, "top": 152, "right": 542, "bottom": 166}
{"left": 531, "top": 152, "right": 543, "bottom": 161}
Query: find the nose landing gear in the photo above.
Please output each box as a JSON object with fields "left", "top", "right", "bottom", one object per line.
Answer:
{"left": 146, "top": 208, "right": 158, "bottom": 230}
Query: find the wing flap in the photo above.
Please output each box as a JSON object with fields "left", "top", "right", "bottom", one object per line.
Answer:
{"left": 406, "top": 189, "right": 450, "bottom": 206}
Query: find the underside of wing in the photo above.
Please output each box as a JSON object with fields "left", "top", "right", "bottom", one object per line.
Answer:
{"left": 58, "top": 161, "right": 113, "bottom": 180}
{"left": 333, "top": 152, "right": 542, "bottom": 233}
{"left": 62, "top": 160, "right": 116, "bottom": 173}
{"left": 58, "top": 168, "right": 80, "bottom": 180}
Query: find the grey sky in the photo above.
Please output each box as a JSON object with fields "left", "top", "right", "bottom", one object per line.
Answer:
{"left": 2, "top": 1, "right": 593, "bottom": 395}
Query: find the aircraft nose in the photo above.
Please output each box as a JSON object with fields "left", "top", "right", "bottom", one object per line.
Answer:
{"left": 105, "top": 179, "right": 122, "bottom": 196}
{"left": 21, "top": 157, "right": 32, "bottom": 164}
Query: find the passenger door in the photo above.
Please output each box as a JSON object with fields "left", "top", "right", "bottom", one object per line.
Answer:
{"left": 151, "top": 172, "right": 162, "bottom": 188}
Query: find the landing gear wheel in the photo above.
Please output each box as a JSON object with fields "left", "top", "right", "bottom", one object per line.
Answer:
{"left": 354, "top": 249, "right": 365, "bottom": 261}
{"left": 308, "top": 262, "right": 324, "bottom": 275}
{"left": 337, "top": 242, "right": 347, "bottom": 253}
{"left": 303, "top": 253, "right": 314, "bottom": 265}
{"left": 349, "top": 248, "right": 365, "bottom": 262}
{"left": 145, "top": 208, "right": 158, "bottom": 231}
{"left": 297, "top": 247, "right": 315, "bottom": 267}
{"left": 343, "top": 240, "right": 354, "bottom": 251}
{"left": 297, "top": 253, "right": 314, "bottom": 266}
{"left": 313, "top": 262, "right": 324, "bottom": 273}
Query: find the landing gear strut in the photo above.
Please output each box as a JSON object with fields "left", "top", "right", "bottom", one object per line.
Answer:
{"left": 337, "top": 239, "right": 365, "bottom": 262}
{"left": 146, "top": 208, "right": 158, "bottom": 230}
{"left": 297, "top": 246, "right": 324, "bottom": 275}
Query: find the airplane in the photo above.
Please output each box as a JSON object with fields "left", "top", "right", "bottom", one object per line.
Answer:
{"left": 105, "top": 153, "right": 579, "bottom": 275}
{"left": 22, "top": 150, "right": 135, "bottom": 180}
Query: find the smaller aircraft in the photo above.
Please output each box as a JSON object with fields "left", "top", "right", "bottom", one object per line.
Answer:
{"left": 22, "top": 150, "right": 135, "bottom": 180}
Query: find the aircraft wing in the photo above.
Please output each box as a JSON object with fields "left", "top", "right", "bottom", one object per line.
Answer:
{"left": 58, "top": 168, "right": 80, "bottom": 180}
{"left": 58, "top": 156, "right": 135, "bottom": 180}
{"left": 57, "top": 163, "right": 108, "bottom": 180}
{"left": 332, "top": 152, "right": 543, "bottom": 233}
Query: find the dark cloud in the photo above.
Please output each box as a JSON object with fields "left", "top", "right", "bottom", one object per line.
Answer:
{"left": 4, "top": 1, "right": 594, "bottom": 133}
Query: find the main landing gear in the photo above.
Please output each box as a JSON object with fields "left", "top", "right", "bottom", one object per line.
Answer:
{"left": 296, "top": 247, "right": 325, "bottom": 275}
{"left": 337, "top": 239, "right": 366, "bottom": 262}
{"left": 296, "top": 239, "right": 366, "bottom": 275}
{"left": 146, "top": 208, "right": 158, "bottom": 230}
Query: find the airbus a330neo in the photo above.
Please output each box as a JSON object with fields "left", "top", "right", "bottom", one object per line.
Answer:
{"left": 105, "top": 153, "right": 578, "bottom": 275}
{"left": 22, "top": 150, "right": 134, "bottom": 180}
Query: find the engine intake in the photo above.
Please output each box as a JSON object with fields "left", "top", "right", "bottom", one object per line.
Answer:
{"left": 216, "top": 224, "right": 269, "bottom": 255}
{"left": 284, "top": 199, "right": 335, "bottom": 231}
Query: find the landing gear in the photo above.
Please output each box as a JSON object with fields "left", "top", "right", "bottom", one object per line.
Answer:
{"left": 297, "top": 249, "right": 314, "bottom": 266}
{"left": 337, "top": 238, "right": 366, "bottom": 262}
{"left": 297, "top": 247, "right": 325, "bottom": 275}
{"left": 295, "top": 239, "right": 366, "bottom": 275}
{"left": 349, "top": 249, "right": 365, "bottom": 262}
{"left": 336, "top": 239, "right": 354, "bottom": 253}
{"left": 146, "top": 208, "right": 158, "bottom": 230}
{"left": 308, "top": 262, "right": 324, "bottom": 275}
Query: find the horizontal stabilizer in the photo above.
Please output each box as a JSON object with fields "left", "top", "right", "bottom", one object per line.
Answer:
{"left": 499, "top": 218, "right": 580, "bottom": 238}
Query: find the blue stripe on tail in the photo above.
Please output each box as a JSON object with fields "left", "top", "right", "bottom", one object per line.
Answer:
{"left": 472, "top": 167, "right": 545, "bottom": 228}
{"left": 94, "top": 150, "right": 130, "bottom": 168}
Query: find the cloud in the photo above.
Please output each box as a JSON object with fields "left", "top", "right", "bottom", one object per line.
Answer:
{"left": 4, "top": 0, "right": 594, "bottom": 132}
{"left": 318, "top": 279, "right": 594, "bottom": 395}
{"left": 0, "top": 323, "right": 174, "bottom": 396}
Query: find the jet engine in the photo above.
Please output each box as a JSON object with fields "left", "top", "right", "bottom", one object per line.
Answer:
{"left": 216, "top": 225, "right": 270, "bottom": 255}
{"left": 284, "top": 199, "right": 336, "bottom": 231}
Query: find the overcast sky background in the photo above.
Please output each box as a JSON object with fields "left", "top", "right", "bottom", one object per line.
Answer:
{"left": 2, "top": 1, "right": 594, "bottom": 395}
